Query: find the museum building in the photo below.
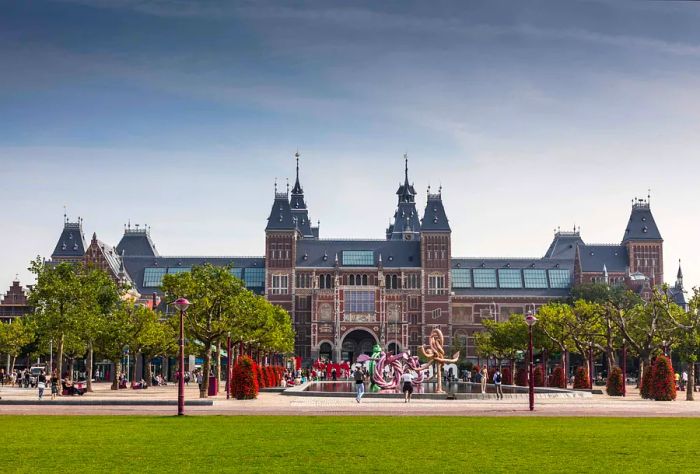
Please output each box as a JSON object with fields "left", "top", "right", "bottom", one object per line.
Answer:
{"left": 48, "top": 154, "right": 685, "bottom": 364}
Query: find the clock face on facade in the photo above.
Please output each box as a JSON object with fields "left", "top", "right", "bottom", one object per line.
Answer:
{"left": 404, "top": 234, "right": 412, "bottom": 240}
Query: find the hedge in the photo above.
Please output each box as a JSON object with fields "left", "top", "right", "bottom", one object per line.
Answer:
{"left": 573, "top": 366, "right": 589, "bottom": 389}
{"left": 231, "top": 356, "right": 259, "bottom": 400}
{"left": 650, "top": 355, "right": 676, "bottom": 401}
{"left": 606, "top": 366, "right": 624, "bottom": 396}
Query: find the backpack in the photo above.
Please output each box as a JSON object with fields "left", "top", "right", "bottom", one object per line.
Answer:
{"left": 494, "top": 373, "right": 501, "bottom": 383}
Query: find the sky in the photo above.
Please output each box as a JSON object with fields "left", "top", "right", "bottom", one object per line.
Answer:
{"left": 1, "top": 0, "right": 699, "bottom": 291}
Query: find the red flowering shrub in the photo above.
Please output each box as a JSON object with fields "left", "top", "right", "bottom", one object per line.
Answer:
{"left": 502, "top": 367, "right": 513, "bottom": 385}
{"left": 232, "top": 356, "right": 259, "bottom": 400}
{"left": 534, "top": 365, "right": 545, "bottom": 387}
{"left": 640, "top": 365, "right": 654, "bottom": 399}
{"left": 256, "top": 365, "right": 266, "bottom": 388}
{"left": 651, "top": 355, "right": 676, "bottom": 401}
{"left": 606, "top": 366, "right": 624, "bottom": 396}
{"left": 266, "top": 366, "right": 276, "bottom": 387}
{"left": 550, "top": 366, "right": 567, "bottom": 389}
{"left": 573, "top": 366, "right": 589, "bottom": 389}
{"left": 515, "top": 367, "right": 528, "bottom": 387}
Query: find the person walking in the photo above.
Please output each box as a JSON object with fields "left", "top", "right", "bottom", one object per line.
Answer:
{"left": 493, "top": 368, "right": 503, "bottom": 400}
{"left": 480, "top": 365, "right": 488, "bottom": 394}
{"left": 37, "top": 370, "right": 47, "bottom": 400}
{"left": 400, "top": 371, "right": 415, "bottom": 403}
{"left": 353, "top": 366, "right": 365, "bottom": 403}
{"left": 682, "top": 370, "right": 688, "bottom": 391}
{"left": 50, "top": 370, "right": 59, "bottom": 400}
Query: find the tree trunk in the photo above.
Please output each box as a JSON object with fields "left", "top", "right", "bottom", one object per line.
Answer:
{"left": 687, "top": 363, "right": 695, "bottom": 401}
{"left": 145, "top": 355, "right": 153, "bottom": 386}
{"left": 606, "top": 346, "right": 616, "bottom": 372}
{"left": 10, "top": 355, "right": 16, "bottom": 373}
{"left": 132, "top": 353, "right": 139, "bottom": 385}
{"left": 200, "top": 346, "right": 212, "bottom": 398}
{"left": 163, "top": 357, "right": 169, "bottom": 382}
{"left": 68, "top": 358, "right": 75, "bottom": 381}
{"left": 57, "top": 333, "right": 65, "bottom": 382}
{"left": 86, "top": 342, "right": 94, "bottom": 392}
{"left": 111, "top": 360, "right": 121, "bottom": 390}
{"left": 638, "top": 356, "right": 651, "bottom": 389}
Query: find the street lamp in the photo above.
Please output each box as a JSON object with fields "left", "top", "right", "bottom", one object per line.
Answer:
{"left": 525, "top": 310, "right": 538, "bottom": 412}
{"left": 173, "top": 297, "right": 190, "bottom": 416}
{"left": 621, "top": 340, "right": 627, "bottom": 397}
{"left": 226, "top": 331, "right": 232, "bottom": 400}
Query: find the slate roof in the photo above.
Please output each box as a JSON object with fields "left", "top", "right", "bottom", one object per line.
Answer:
{"left": 265, "top": 192, "right": 296, "bottom": 231}
{"left": 577, "top": 244, "right": 629, "bottom": 273}
{"left": 667, "top": 286, "right": 687, "bottom": 309}
{"left": 387, "top": 202, "right": 421, "bottom": 240}
{"left": 421, "top": 193, "right": 451, "bottom": 232}
{"left": 544, "top": 231, "right": 584, "bottom": 259}
{"left": 622, "top": 201, "right": 662, "bottom": 242}
{"left": 296, "top": 240, "right": 421, "bottom": 268}
{"left": 51, "top": 222, "right": 87, "bottom": 259}
{"left": 116, "top": 229, "right": 158, "bottom": 257}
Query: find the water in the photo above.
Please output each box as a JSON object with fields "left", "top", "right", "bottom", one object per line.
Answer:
{"left": 304, "top": 381, "right": 532, "bottom": 394}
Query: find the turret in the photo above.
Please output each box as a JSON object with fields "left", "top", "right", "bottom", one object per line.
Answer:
{"left": 622, "top": 196, "right": 663, "bottom": 285}
{"left": 51, "top": 214, "right": 87, "bottom": 263}
{"left": 386, "top": 154, "right": 421, "bottom": 241}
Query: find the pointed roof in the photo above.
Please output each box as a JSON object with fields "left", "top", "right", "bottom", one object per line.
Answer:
{"left": 395, "top": 154, "right": 417, "bottom": 203}
{"left": 677, "top": 260, "right": 683, "bottom": 281}
{"left": 387, "top": 155, "right": 421, "bottom": 240}
{"left": 544, "top": 230, "right": 584, "bottom": 259}
{"left": 51, "top": 218, "right": 87, "bottom": 259}
{"left": 116, "top": 224, "right": 159, "bottom": 257}
{"left": 622, "top": 198, "right": 662, "bottom": 242}
{"left": 265, "top": 183, "right": 296, "bottom": 231}
{"left": 421, "top": 188, "right": 451, "bottom": 232}
{"left": 288, "top": 151, "right": 316, "bottom": 238}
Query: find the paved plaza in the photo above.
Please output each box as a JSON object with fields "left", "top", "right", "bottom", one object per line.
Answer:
{"left": 1, "top": 383, "right": 699, "bottom": 417}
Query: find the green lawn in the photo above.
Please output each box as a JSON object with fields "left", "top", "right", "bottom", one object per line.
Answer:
{"left": 4, "top": 416, "right": 700, "bottom": 473}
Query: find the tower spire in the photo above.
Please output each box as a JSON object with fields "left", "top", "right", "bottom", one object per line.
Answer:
{"left": 404, "top": 153, "right": 409, "bottom": 185}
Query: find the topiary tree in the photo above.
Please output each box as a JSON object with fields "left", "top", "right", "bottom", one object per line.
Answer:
{"left": 515, "top": 367, "right": 528, "bottom": 386}
{"left": 534, "top": 365, "right": 545, "bottom": 387}
{"left": 606, "top": 366, "right": 624, "bottom": 396}
{"left": 651, "top": 355, "right": 676, "bottom": 401}
{"left": 573, "top": 366, "right": 589, "bottom": 389}
{"left": 640, "top": 364, "right": 654, "bottom": 399}
{"left": 550, "top": 366, "right": 567, "bottom": 389}
{"left": 231, "top": 356, "right": 259, "bottom": 400}
{"left": 256, "top": 365, "right": 266, "bottom": 388}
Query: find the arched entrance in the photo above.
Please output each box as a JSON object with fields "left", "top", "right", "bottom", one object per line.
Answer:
{"left": 341, "top": 329, "right": 377, "bottom": 363}
{"left": 319, "top": 342, "right": 333, "bottom": 361}
{"left": 387, "top": 342, "right": 400, "bottom": 355}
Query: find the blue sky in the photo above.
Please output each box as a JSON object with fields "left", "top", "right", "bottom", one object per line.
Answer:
{"left": 2, "top": 1, "right": 700, "bottom": 290}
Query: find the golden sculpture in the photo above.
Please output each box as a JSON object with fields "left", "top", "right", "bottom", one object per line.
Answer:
{"left": 420, "top": 328, "right": 460, "bottom": 394}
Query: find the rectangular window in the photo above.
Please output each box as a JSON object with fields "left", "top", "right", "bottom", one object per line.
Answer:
{"left": 230, "top": 268, "right": 243, "bottom": 280}
{"left": 243, "top": 268, "right": 265, "bottom": 288}
{"left": 473, "top": 269, "right": 497, "bottom": 288}
{"left": 167, "top": 267, "right": 191, "bottom": 275}
{"left": 143, "top": 268, "right": 166, "bottom": 287}
{"left": 432, "top": 308, "right": 442, "bottom": 319}
{"left": 342, "top": 250, "right": 374, "bottom": 266}
{"left": 409, "top": 296, "right": 419, "bottom": 310}
{"left": 548, "top": 269, "right": 571, "bottom": 288}
{"left": 295, "top": 273, "right": 312, "bottom": 288}
{"left": 405, "top": 274, "right": 420, "bottom": 289}
{"left": 271, "top": 274, "right": 288, "bottom": 295}
{"left": 428, "top": 275, "right": 446, "bottom": 294}
{"left": 523, "top": 269, "right": 548, "bottom": 288}
{"left": 345, "top": 290, "right": 375, "bottom": 313}
{"left": 451, "top": 269, "right": 471, "bottom": 288}
{"left": 498, "top": 269, "right": 522, "bottom": 288}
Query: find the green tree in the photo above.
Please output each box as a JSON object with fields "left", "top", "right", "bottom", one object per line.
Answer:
{"left": 161, "top": 264, "right": 258, "bottom": 398}
{"left": 28, "top": 259, "right": 85, "bottom": 380}
{"left": 94, "top": 301, "right": 136, "bottom": 390}
{"left": 667, "top": 288, "right": 700, "bottom": 400}
{"left": 0, "top": 317, "right": 35, "bottom": 372}
{"left": 536, "top": 303, "right": 576, "bottom": 367}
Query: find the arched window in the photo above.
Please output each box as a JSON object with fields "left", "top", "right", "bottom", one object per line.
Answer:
{"left": 349, "top": 274, "right": 355, "bottom": 286}
{"left": 361, "top": 274, "right": 368, "bottom": 286}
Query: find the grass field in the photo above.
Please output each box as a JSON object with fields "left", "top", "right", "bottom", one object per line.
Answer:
{"left": 3, "top": 416, "right": 700, "bottom": 473}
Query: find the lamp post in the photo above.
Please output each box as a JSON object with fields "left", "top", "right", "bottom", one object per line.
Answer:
{"left": 588, "top": 343, "right": 594, "bottom": 389}
{"left": 173, "top": 297, "right": 190, "bottom": 416}
{"left": 226, "top": 332, "right": 232, "bottom": 400}
{"left": 525, "top": 310, "right": 538, "bottom": 412}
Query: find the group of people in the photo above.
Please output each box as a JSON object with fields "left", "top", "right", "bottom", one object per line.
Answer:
{"left": 0, "top": 368, "right": 38, "bottom": 388}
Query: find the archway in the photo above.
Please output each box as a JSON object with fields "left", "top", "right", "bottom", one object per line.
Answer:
{"left": 341, "top": 329, "right": 378, "bottom": 363}
{"left": 387, "top": 342, "right": 400, "bottom": 355}
{"left": 319, "top": 342, "right": 333, "bottom": 361}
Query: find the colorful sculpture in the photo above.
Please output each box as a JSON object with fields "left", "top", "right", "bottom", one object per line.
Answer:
{"left": 357, "top": 344, "right": 429, "bottom": 391}
{"left": 419, "top": 328, "right": 459, "bottom": 394}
